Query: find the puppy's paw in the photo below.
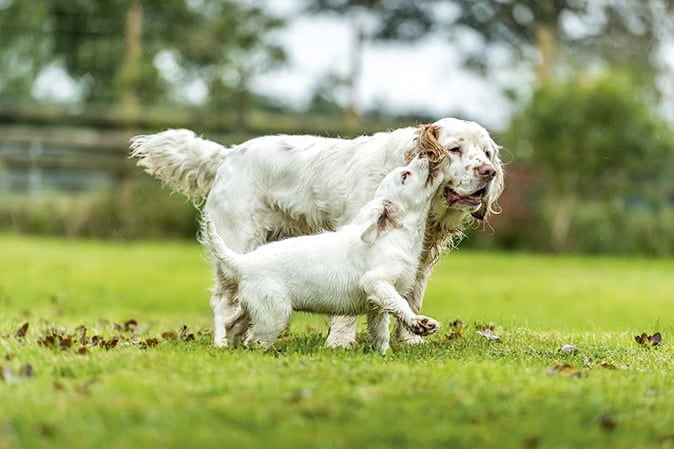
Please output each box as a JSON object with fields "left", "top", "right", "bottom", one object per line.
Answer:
{"left": 409, "top": 316, "right": 440, "bottom": 336}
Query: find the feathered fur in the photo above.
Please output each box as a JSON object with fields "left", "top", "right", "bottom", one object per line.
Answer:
{"left": 129, "top": 117, "right": 504, "bottom": 348}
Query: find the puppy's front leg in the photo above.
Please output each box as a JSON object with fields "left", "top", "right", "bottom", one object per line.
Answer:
{"left": 360, "top": 272, "right": 440, "bottom": 337}
{"left": 395, "top": 265, "right": 432, "bottom": 344}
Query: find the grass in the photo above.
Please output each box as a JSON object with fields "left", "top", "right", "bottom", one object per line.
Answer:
{"left": 1, "top": 234, "right": 673, "bottom": 449}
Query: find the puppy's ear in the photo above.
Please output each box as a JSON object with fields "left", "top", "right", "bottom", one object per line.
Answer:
{"left": 361, "top": 200, "right": 402, "bottom": 244}
{"left": 406, "top": 124, "right": 447, "bottom": 164}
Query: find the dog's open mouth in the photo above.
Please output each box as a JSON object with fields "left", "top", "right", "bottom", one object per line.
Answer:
{"left": 444, "top": 186, "right": 486, "bottom": 207}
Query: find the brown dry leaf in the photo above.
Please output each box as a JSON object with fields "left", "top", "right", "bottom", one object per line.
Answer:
{"left": 445, "top": 318, "right": 464, "bottom": 341}
{"left": 78, "top": 327, "right": 89, "bottom": 346}
{"left": 599, "top": 361, "right": 616, "bottom": 370}
{"left": 77, "top": 347, "right": 90, "bottom": 356}
{"left": 145, "top": 338, "right": 158, "bottom": 347}
{"left": 14, "top": 322, "right": 29, "bottom": 338}
{"left": 38, "top": 335, "right": 57, "bottom": 348}
{"left": 59, "top": 336, "right": 73, "bottom": 351}
{"left": 445, "top": 329, "right": 462, "bottom": 341}
{"left": 635, "top": 332, "right": 662, "bottom": 347}
{"left": 104, "top": 337, "right": 119, "bottom": 350}
{"left": 547, "top": 363, "right": 585, "bottom": 378}
{"left": 161, "top": 331, "right": 177, "bottom": 341}
{"left": 124, "top": 319, "right": 138, "bottom": 332}
{"left": 599, "top": 414, "right": 617, "bottom": 430}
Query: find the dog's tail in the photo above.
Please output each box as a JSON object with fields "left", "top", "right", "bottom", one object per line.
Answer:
{"left": 204, "top": 216, "right": 242, "bottom": 275}
{"left": 129, "top": 129, "right": 228, "bottom": 202}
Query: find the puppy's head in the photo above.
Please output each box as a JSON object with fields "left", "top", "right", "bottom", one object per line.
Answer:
{"left": 374, "top": 154, "right": 445, "bottom": 212}
{"left": 361, "top": 156, "right": 444, "bottom": 244}
{"left": 416, "top": 118, "right": 504, "bottom": 221}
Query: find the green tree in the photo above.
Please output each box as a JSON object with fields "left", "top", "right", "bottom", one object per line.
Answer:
{"left": 508, "top": 73, "right": 674, "bottom": 250}
{"left": 0, "top": 0, "right": 286, "bottom": 121}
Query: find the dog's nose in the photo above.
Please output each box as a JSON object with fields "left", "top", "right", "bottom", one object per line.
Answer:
{"left": 476, "top": 163, "right": 496, "bottom": 180}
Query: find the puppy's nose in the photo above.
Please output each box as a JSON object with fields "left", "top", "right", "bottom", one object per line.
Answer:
{"left": 476, "top": 163, "right": 496, "bottom": 180}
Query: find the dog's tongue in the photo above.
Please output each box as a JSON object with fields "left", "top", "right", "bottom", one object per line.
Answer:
{"left": 445, "top": 189, "right": 481, "bottom": 207}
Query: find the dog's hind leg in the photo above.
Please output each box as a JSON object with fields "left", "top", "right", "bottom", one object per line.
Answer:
{"left": 210, "top": 267, "right": 240, "bottom": 347}
{"left": 366, "top": 309, "right": 390, "bottom": 355}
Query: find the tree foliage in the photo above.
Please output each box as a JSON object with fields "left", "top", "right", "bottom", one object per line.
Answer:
{"left": 0, "top": 0, "right": 286, "bottom": 107}
{"left": 507, "top": 73, "right": 674, "bottom": 249}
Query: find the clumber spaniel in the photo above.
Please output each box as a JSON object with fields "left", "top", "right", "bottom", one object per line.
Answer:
{"left": 204, "top": 155, "right": 444, "bottom": 353}
{"left": 130, "top": 118, "right": 504, "bottom": 348}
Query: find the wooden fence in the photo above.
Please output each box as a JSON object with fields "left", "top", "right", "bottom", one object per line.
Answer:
{"left": 0, "top": 125, "right": 137, "bottom": 199}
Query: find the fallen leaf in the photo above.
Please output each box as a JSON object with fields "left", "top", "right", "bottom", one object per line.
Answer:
{"left": 476, "top": 328, "right": 502, "bottom": 343}
{"left": 161, "top": 331, "right": 177, "bottom": 340}
{"left": 124, "top": 319, "right": 138, "bottom": 332}
{"left": 14, "top": 322, "right": 29, "bottom": 338}
{"left": 445, "top": 318, "right": 464, "bottom": 340}
{"left": 59, "top": 335, "right": 73, "bottom": 351}
{"left": 547, "top": 363, "right": 585, "bottom": 378}
{"left": 635, "top": 332, "right": 662, "bottom": 347}
{"left": 599, "top": 414, "right": 617, "bottom": 430}
{"left": 558, "top": 344, "right": 580, "bottom": 354}
{"left": 77, "top": 347, "right": 90, "bottom": 355}
{"left": 599, "top": 361, "right": 616, "bottom": 370}
{"left": 445, "top": 329, "right": 462, "bottom": 341}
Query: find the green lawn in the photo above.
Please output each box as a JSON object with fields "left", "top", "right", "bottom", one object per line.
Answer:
{"left": 1, "top": 234, "right": 673, "bottom": 449}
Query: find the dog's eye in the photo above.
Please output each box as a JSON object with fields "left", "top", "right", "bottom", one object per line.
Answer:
{"left": 449, "top": 146, "right": 461, "bottom": 153}
{"left": 485, "top": 150, "right": 492, "bottom": 159}
{"left": 400, "top": 171, "right": 411, "bottom": 184}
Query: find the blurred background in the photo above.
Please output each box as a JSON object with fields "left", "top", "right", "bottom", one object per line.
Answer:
{"left": 1, "top": 0, "right": 673, "bottom": 255}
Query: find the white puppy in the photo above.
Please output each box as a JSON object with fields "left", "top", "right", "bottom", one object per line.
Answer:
{"left": 203, "top": 155, "right": 444, "bottom": 354}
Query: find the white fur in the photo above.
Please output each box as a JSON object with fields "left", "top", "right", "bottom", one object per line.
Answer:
{"left": 204, "top": 156, "right": 443, "bottom": 354}
{"left": 129, "top": 118, "right": 504, "bottom": 348}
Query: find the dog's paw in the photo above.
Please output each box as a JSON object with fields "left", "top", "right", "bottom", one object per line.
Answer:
{"left": 409, "top": 316, "right": 440, "bottom": 336}
{"left": 213, "top": 336, "right": 228, "bottom": 348}
{"left": 325, "top": 335, "right": 357, "bottom": 349}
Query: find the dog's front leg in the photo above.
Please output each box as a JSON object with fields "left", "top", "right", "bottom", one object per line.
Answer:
{"left": 394, "top": 265, "right": 432, "bottom": 344}
{"left": 325, "top": 315, "right": 359, "bottom": 349}
{"left": 360, "top": 272, "right": 439, "bottom": 338}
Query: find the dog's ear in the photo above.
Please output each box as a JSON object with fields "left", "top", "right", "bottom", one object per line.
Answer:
{"left": 406, "top": 124, "right": 447, "bottom": 164}
{"left": 361, "top": 200, "right": 402, "bottom": 244}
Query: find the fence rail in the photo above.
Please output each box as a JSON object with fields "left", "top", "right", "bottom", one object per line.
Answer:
{"left": 0, "top": 125, "right": 137, "bottom": 196}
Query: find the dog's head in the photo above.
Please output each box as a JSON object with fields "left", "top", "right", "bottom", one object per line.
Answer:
{"left": 361, "top": 155, "right": 445, "bottom": 244}
{"left": 409, "top": 118, "right": 504, "bottom": 221}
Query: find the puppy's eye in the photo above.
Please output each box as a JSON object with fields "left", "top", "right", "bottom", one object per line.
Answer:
{"left": 486, "top": 150, "right": 492, "bottom": 158}
{"left": 400, "top": 171, "right": 411, "bottom": 184}
{"left": 449, "top": 146, "right": 461, "bottom": 153}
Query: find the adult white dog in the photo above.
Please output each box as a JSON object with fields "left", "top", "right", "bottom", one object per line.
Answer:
{"left": 204, "top": 155, "right": 444, "bottom": 353}
{"left": 130, "top": 118, "right": 504, "bottom": 348}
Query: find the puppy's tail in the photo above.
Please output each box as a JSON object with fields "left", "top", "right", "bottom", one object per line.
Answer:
{"left": 204, "top": 216, "right": 242, "bottom": 276}
{"left": 129, "top": 129, "right": 228, "bottom": 202}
